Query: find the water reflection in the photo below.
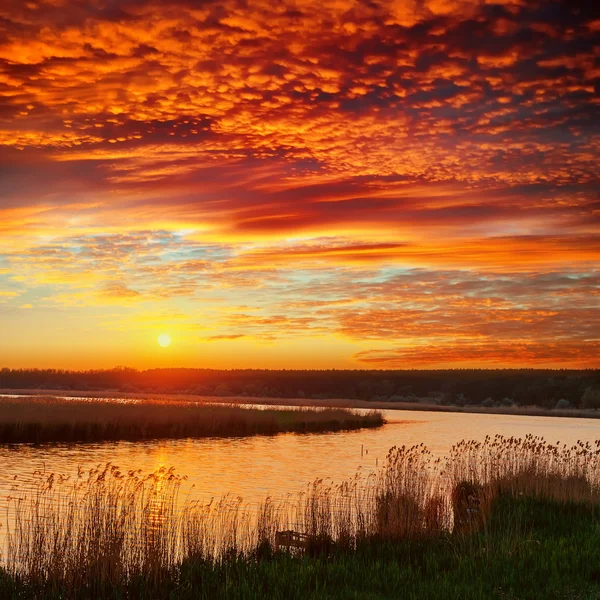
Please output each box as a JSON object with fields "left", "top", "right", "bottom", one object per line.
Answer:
{"left": 1, "top": 408, "right": 598, "bottom": 509}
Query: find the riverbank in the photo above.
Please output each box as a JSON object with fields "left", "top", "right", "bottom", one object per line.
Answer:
{"left": 0, "top": 396, "right": 384, "bottom": 443}
{"left": 2, "top": 388, "right": 599, "bottom": 419}
{"left": 0, "top": 435, "right": 598, "bottom": 599}
{"left": 1, "top": 498, "right": 598, "bottom": 599}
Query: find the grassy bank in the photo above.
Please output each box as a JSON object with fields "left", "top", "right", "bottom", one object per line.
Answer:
{"left": 0, "top": 396, "right": 384, "bottom": 443}
{"left": 0, "top": 435, "right": 599, "bottom": 598}
{"left": 3, "top": 388, "right": 600, "bottom": 419}
{"left": 2, "top": 498, "right": 599, "bottom": 600}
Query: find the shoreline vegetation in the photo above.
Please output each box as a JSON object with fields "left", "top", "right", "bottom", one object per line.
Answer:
{"left": 2, "top": 388, "right": 600, "bottom": 420}
{"left": 2, "top": 368, "right": 599, "bottom": 411}
{"left": 0, "top": 396, "right": 384, "bottom": 444}
{"left": 1, "top": 435, "right": 599, "bottom": 599}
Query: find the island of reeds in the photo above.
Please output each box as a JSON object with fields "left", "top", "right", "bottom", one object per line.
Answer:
{"left": 0, "top": 396, "right": 384, "bottom": 443}
{"left": 1, "top": 434, "right": 599, "bottom": 599}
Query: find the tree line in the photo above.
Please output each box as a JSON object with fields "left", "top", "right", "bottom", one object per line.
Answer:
{"left": 1, "top": 368, "right": 599, "bottom": 409}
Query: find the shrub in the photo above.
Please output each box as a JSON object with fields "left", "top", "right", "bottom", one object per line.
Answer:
{"left": 3, "top": 434, "right": 600, "bottom": 598}
{"left": 555, "top": 399, "right": 571, "bottom": 410}
{"left": 388, "top": 395, "right": 414, "bottom": 403}
{"left": 451, "top": 481, "right": 487, "bottom": 534}
{"left": 454, "top": 393, "right": 467, "bottom": 406}
{"left": 119, "top": 383, "right": 139, "bottom": 393}
{"left": 581, "top": 387, "right": 600, "bottom": 409}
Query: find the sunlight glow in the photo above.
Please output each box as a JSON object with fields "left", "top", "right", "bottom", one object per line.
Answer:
{"left": 158, "top": 334, "right": 172, "bottom": 348}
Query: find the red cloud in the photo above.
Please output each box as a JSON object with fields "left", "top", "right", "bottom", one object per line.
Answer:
{"left": 0, "top": 0, "right": 598, "bottom": 368}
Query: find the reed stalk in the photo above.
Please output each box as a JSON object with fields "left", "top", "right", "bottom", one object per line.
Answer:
{"left": 0, "top": 396, "right": 384, "bottom": 443}
{"left": 1, "top": 435, "right": 599, "bottom": 597}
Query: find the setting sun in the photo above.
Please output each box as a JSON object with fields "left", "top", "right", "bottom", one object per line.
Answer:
{"left": 0, "top": 1, "right": 598, "bottom": 596}
{"left": 158, "top": 334, "right": 172, "bottom": 348}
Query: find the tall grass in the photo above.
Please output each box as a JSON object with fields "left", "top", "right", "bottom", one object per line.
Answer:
{"left": 1, "top": 435, "right": 599, "bottom": 598}
{"left": 0, "top": 396, "right": 384, "bottom": 443}
{"left": 6, "top": 388, "right": 600, "bottom": 419}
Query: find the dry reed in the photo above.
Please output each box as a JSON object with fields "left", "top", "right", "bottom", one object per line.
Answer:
{"left": 5, "top": 389, "right": 600, "bottom": 420}
{"left": 2, "top": 435, "right": 599, "bottom": 595}
{"left": 0, "top": 396, "right": 384, "bottom": 443}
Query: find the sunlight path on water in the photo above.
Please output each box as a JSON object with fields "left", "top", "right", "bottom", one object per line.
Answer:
{"left": 0, "top": 406, "right": 598, "bottom": 508}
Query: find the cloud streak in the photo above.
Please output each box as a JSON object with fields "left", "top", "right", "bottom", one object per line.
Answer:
{"left": 0, "top": 0, "right": 598, "bottom": 367}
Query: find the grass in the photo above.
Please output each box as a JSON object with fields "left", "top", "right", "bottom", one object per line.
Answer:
{"left": 0, "top": 435, "right": 599, "bottom": 599}
{"left": 5, "top": 388, "right": 600, "bottom": 419}
{"left": 0, "top": 396, "right": 384, "bottom": 443}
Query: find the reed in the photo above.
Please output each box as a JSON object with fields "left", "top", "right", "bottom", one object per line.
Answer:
{"left": 5, "top": 388, "right": 600, "bottom": 419}
{"left": 1, "top": 435, "right": 599, "bottom": 598}
{"left": 0, "top": 396, "right": 384, "bottom": 443}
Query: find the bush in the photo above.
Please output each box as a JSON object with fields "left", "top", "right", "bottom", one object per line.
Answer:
{"left": 454, "top": 393, "right": 467, "bottom": 406}
{"left": 214, "top": 384, "right": 231, "bottom": 396}
{"left": 555, "top": 399, "right": 571, "bottom": 410}
{"left": 451, "top": 481, "right": 487, "bottom": 534}
{"left": 581, "top": 387, "right": 600, "bottom": 409}
{"left": 119, "top": 383, "right": 139, "bottom": 393}
{"left": 481, "top": 397, "right": 495, "bottom": 408}
{"left": 388, "top": 395, "right": 414, "bottom": 403}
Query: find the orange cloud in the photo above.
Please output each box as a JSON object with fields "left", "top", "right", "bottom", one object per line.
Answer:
{"left": 0, "top": 0, "right": 598, "bottom": 368}
{"left": 354, "top": 341, "right": 600, "bottom": 369}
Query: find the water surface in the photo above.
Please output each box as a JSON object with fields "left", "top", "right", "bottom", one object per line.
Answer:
{"left": 1, "top": 405, "right": 598, "bottom": 506}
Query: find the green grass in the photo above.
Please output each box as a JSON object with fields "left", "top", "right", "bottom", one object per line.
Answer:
{"left": 1, "top": 495, "right": 599, "bottom": 599}
{"left": 1, "top": 435, "right": 599, "bottom": 599}
{"left": 177, "top": 496, "right": 600, "bottom": 600}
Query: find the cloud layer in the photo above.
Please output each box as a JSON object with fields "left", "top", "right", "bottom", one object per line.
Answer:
{"left": 0, "top": 0, "right": 598, "bottom": 367}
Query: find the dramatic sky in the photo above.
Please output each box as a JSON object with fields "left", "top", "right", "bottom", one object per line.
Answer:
{"left": 0, "top": 0, "right": 598, "bottom": 369}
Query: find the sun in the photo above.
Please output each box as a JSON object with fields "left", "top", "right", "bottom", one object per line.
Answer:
{"left": 158, "top": 334, "right": 172, "bottom": 348}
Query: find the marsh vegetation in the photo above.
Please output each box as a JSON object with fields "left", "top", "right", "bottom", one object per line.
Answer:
{"left": 3, "top": 367, "right": 599, "bottom": 411}
{"left": 0, "top": 396, "right": 384, "bottom": 443}
{"left": 1, "top": 435, "right": 599, "bottom": 599}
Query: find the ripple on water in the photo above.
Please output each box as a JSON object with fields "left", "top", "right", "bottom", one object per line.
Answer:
{"left": 1, "top": 407, "right": 598, "bottom": 508}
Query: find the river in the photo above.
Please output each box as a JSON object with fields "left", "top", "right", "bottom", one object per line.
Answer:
{"left": 1, "top": 404, "right": 598, "bottom": 506}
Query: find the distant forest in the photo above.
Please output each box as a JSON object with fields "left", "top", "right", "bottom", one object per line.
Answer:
{"left": 2, "top": 368, "right": 600, "bottom": 410}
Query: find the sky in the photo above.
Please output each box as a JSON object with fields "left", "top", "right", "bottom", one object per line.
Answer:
{"left": 0, "top": 0, "right": 598, "bottom": 370}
